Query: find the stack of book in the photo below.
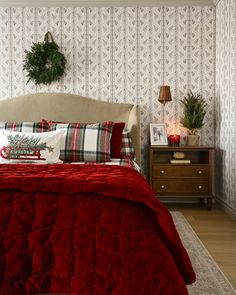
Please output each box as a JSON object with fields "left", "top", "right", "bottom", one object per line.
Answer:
{"left": 170, "top": 159, "right": 191, "bottom": 164}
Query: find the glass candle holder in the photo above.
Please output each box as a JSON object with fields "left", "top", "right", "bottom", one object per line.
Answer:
{"left": 168, "top": 135, "right": 180, "bottom": 146}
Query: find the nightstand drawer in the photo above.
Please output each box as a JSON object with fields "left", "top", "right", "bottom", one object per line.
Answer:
{"left": 152, "top": 180, "right": 209, "bottom": 194}
{"left": 152, "top": 165, "right": 209, "bottom": 179}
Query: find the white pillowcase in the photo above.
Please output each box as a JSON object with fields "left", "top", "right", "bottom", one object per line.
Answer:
{"left": 0, "top": 129, "right": 65, "bottom": 164}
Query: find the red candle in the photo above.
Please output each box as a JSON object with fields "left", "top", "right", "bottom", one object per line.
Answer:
{"left": 168, "top": 135, "right": 180, "bottom": 146}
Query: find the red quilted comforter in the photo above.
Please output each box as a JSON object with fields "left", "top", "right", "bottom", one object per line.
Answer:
{"left": 0, "top": 164, "right": 195, "bottom": 295}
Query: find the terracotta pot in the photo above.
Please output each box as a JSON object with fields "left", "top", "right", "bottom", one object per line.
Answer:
{"left": 188, "top": 134, "right": 200, "bottom": 146}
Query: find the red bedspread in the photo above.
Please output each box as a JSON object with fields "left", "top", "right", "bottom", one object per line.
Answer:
{"left": 0, "top": 164, "right": 195, "bottom": 295}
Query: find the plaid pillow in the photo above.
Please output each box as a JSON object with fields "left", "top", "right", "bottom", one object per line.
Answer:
{"left": 107, "top": 158, "right": 135, "bottom": 169}
{"left": 49, "top": 121, "right": 114, "bottom": 162}
{"left": 0, "top": 121, "right": 49, "bottom": 133}
{"left": 70, "top": 158, "right": 135, "bottom": 169}
{"left": 121, "top": 131, "right": 136, "bottom": 160}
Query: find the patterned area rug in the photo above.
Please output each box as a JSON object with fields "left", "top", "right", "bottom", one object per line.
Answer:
{"left": 172, "top": 212, "right": 236, "bottom": 295}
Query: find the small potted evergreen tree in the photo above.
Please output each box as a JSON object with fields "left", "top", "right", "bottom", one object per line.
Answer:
{"left": 180, "top": 90, "right": 207, "bottom": 145}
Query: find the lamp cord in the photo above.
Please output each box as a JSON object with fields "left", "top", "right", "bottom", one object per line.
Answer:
{"left": 162, "top": 103, "right": 165, "bottom": 123}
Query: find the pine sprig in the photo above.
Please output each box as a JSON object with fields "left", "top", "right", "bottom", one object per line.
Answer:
{"left": 7, "top": 134, "right": 48, "bottom": 158}
{"left": 8, "top": 134, "right": 47, "bottom": 149}
{"left": 180, "top": 90, "right": 207, "bottom": 135}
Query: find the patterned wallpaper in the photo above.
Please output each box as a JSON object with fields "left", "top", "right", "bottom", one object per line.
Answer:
{"left": 215, "top": 0, "right": 236, "bottom": 214}
{"left": 0, "top": 6, "right": 215, "bottom": 170}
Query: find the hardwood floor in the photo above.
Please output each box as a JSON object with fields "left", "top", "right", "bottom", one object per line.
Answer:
{"left": 165, "top": 202, "right": 236, "bottom": 289}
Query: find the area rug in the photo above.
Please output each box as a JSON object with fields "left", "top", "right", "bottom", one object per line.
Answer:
{"left": 172, "top": 212, "right": 236, "bottom": 295}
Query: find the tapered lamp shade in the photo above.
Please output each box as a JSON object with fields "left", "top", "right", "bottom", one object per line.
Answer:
{"left": 158, "top": 85, "right": 172, "bottom": 105}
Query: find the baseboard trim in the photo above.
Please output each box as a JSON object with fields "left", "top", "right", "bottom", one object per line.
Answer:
{"left": 215, "top": 196, "right": 236, "bottom": 220}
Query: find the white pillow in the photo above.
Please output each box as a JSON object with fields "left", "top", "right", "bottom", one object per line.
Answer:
{"left": 0, "top": 129, "right": 65, "bottom": 164}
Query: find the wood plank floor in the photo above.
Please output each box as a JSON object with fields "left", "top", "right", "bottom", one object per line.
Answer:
{"left": 165, "top": 202, "right": 236, "bottom": 289}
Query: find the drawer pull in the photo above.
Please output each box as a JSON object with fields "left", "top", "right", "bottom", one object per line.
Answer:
{"left": 198, "top": 170, "right": 203, "bottom": 175}
{"left": 160, "top": 170, "right": 165, "bottom": 174}
{"left": 198, "top": 185, "right": 202, "bottom": 190}
{"left": 161, "top": 185, "right": 165, "bottom": 189}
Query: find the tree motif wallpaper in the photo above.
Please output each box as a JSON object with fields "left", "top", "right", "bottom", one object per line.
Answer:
{"left": 0, "top": 6, "right": 215, "bottom": 171}
{"left": 216, "top": 0, "right": 236, "bottom": 214}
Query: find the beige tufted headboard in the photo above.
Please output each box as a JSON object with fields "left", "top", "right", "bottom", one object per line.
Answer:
{"left": 0, "top": 93, "right": 141, "bottom": 165}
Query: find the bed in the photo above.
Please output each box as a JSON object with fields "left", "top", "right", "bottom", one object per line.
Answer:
{"left": 0, "top": 93, "right": 195, "bottom": 295}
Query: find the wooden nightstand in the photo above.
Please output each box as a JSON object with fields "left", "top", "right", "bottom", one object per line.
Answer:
{"left": 148, "top": 146, "right": 215, "bottom": 210}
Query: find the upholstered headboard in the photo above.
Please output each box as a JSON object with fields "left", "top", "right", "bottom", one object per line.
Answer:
{"left": 0, "top": 93, "right": 141, "bottom": 165}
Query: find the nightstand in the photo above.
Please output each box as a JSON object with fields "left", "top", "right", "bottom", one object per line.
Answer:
{"left": 148, "top": 146, "right": 215, "bottom": 210}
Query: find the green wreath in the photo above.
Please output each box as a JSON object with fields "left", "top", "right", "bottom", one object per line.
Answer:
{"left": 23, "top": 32, "right": 66, "bottom": 85}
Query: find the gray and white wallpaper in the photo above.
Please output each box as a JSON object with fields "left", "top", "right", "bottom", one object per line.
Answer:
{"left": 0, "top": 6, "right": 215, "bottom": 170}
{"left": 216, "top": 0, "right": 236, "bottom": 214}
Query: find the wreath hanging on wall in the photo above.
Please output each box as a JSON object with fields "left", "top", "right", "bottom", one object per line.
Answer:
{"left": 23, "top": 32, "right": 66, "bottom": 85}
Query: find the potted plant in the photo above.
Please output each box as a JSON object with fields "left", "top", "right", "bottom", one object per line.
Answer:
{"left": 180, "top": 90, "right": 207, "bottom": 145}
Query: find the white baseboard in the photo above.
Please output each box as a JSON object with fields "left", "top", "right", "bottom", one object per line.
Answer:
{"left": 215, "top": 196, "right": 236, "bottom": 220}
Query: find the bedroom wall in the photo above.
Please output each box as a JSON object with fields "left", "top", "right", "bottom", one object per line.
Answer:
{"left": 215, "top": 0, "right": 236, "bottom": 215}
{"left": 0, "top": 6, "right": 215, "bottom": 170}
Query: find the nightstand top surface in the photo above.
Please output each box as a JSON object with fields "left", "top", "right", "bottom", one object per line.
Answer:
{"left": 148, "top": 145, "right": 215, "bottom": 150}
